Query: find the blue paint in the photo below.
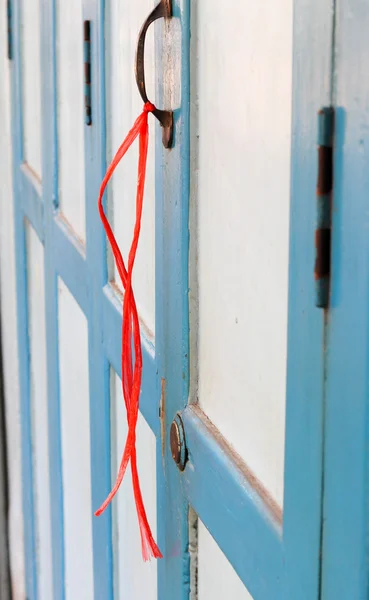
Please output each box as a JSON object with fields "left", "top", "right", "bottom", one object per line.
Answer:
{"left": 155, "top": 1, "right": 191, "bottom": 598}
{"left": 52, "top": 216, "right": 88, "bottom": 315}
{"left": 283, "top": 2, "right": 333, "bottom": 598}
{"left": 19, "top": 165, "right": 44, "bottom": 243}
{"left": 40, "top": 0, "right": 66, "bottom": 597}
{"left": 84, "top": 2, "right": 113, "bottom": 595}
{"left": 321, "top": 3, "right": 369, "bottom": 596}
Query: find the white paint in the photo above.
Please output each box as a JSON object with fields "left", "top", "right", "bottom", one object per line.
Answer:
{"left": 20, "top": 0, "right": 42, "bottom": 177}
{"left": 106, "top": 0, "right": 156, "bottom": 334}
{"left": 26, "top": 224, "right": 52, "bottom": 600}
{"left": 111, "top": 371, "right": 157, "bottom": 600}
{"left": 56, "top": 0, "right": 86, "bottom": 242}
{"left": 191, "top": 0, "right": 292, "bottom": 507}
{"left": 58, "top": 279, "right": 93, "bottom": 599}
{"left": 198, "top": 521, "right": 253, "bottom": 600}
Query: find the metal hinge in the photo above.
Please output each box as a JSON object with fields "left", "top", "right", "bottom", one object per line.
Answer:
{"left": 315, "top": 107, "right": 334, "bottom": 308}
{"left": 83, "top": 20, "right": 92, "bottom": 125}
{"left": 7, "top": 0, "right": 12, "bottom": 60}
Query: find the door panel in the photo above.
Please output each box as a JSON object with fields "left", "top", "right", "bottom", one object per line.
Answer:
{"left": 106, "top": 0, "right": 156, "bottom": 334}
{"left": 20, "top": 0, "right": 42, "bottom": 177}
{"left": 191, "top": 0, "right": 292, "bottom": 509}
{"left": 56, "top": 0, "right": 86, "bottom": 242}
{"left": 185, "top": 0, "right": 333, "bottom": 598}
{"left": 26, "top": 223, "right": 52, "bottom": 600}
{"left": 198, "top": 521, "right": 253, "bottom": 600}
{"left": 58, "top": 279, "right": 93, "bottom": 599}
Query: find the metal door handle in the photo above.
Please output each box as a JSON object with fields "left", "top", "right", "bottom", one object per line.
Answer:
{"left": 135, "top": 0, "right": 173, "bottom": 148}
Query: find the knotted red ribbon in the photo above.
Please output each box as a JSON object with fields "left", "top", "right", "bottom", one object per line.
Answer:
{"left": 96, "top": 102, "right": 162, "bottom": 561}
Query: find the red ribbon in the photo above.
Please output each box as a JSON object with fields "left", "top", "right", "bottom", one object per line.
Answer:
{"left": 96, "top": 102, "right": 162, "bottom": 561}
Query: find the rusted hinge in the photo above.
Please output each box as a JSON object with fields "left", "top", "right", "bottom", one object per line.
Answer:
{"left": 315, "top": 107, "right": 334, "bottom": 308}
{"left": 83, "top": 20, "right": 92, "bottom": 125}
{"left": 7, "top": 0, "right": 12, "bottom": 60}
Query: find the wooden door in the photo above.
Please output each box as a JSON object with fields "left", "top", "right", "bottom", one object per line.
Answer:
{"left": 7, "top": 0, "right": 336, "bottom": 599}
{"left": 160, "top": 0, "right": 334, "bottom": 598}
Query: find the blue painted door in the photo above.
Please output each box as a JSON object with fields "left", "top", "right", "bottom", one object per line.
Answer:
{"left": 161, "top": 0, "right": 332, "bottom": 598}
{"left": 8, "top": 0, "right": 345, "bottom": 598}
{"left": 155, "top": 0, "right": 339, "bottom": 597}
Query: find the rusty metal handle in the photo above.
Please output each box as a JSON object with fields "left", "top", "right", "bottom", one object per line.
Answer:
{"left": 135, "top": 0, "right": 173, "bottom": 148}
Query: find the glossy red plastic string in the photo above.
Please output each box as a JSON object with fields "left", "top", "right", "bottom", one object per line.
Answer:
{"left": 96, "top": 102, "right": 162, "bottom": 561}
